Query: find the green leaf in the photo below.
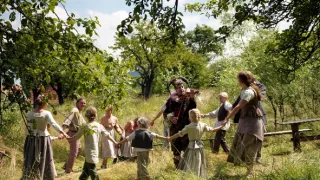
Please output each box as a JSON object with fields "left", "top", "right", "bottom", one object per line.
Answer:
{"left": 135, "top": 15, "right": 140, "bottom": 23}
{"left": 9, "top": 12, "right": 16, "bottom": 22}
{"left": 21, "top": 18, "right": 28, "bottom": 27}
{"left": 127, "top": 25, "right": 133, "bottom": 33}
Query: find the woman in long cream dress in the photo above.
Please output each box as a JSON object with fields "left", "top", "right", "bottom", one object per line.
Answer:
{"left": 22, "top": 95, "right": 69, "bottom": 180}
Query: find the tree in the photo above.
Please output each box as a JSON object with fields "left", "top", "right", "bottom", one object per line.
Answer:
{"left": 184, "top": 24, "right": 222, "bottom": 57}
{"left": 1, "top": 0, "right": 130, "bottom": 125}
{"left": 113, "top": 22, "right": 176, "bottom": 99}
{"left": 120, "top": 0, "right": 320, "bottom": 77}
{"left": 118, "top": 0, "right": 184, "bottom": 44}
{"left": 234, "top": 30, "right": 320, "bottom": 128}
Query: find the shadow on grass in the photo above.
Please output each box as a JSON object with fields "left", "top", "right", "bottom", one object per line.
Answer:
{"left": 315, "top": 143, "right": 320, "bottom": 149}
{"left": 271, "top": 151, "right": 291, "bottom": 156}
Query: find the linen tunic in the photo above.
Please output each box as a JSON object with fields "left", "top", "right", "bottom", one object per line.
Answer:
{"left": 63, "top": 107, "right": 85, "bottom": 132}
{"left": 73, "top": 121, "right": 112, "bottom": 164}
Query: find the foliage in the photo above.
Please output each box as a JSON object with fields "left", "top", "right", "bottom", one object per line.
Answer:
{"left": 211, "top": 29, "right": 320, "bottom": 127}
{"left": 120, "top": 0, "right": 320, "bottom": 77}
{"left": 1, "top": 0, "right": 130, "bottom": 129}
{"left": 186, "top": 0, "right": 320, "bottom": 76}
{"left": 118, "top": 0, "right": 184, "bottom": 44}
{"left": 184, "top": 24, "right": 222, "bottom": 58}
{"left": 113, "top": 21, "right": 177, "bottom": 98}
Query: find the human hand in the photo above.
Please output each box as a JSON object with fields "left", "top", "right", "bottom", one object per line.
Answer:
{"left": 150, "top": 120, "right": 155, "bottom": 126}
{"left": 58, "top": 133, "right": 65, "bottom": 140}
{"left": 170, "top": 117, "right": 178, "bottom": 124}
{"left": 200, "top": 114, "right": 206, "bottom": 118}
{"left": 115, "top": 143, "right": 120, "bottom": 149}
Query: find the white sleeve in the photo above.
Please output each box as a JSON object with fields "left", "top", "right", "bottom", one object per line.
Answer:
{"left": 203, "top": 123, "right": 214, "bottom": 132}
{"left": 126, "top": 132, "right": 135, "bottom": 141}
{"left": 241, "top": 89, "right": 255, "bottom": 102}
{"left": 207, "top": 108, "right": 219, "bottom": 118}
{"left": 178, "top": 126, "right": 188, "bottom": 137}
{"left": 161, "top": 103, "right": 166, "bottom": 111}
{"left": 150, "top": 132, "right": 159, "bottom": 139}
{"left": 224, "top": 102, "right": 232, "bottom": 111}
{"left": 73, "top": 127, "right": 84, "bottom": 140}
{"left": 46, "top": 111, "right": 63, "bottom": 133}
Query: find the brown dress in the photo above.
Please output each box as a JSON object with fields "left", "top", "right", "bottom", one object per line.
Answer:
{"left": 227, "top": 87, "right": 265, "bottom": 166}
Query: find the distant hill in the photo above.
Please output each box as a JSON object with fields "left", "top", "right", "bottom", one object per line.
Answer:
{"left": 129, "top": 71, "right": 140, "bottom": 77}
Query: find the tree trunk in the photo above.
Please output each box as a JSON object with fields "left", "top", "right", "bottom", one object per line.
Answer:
{"left": 268, "top": 95, "right": 278, "bottom": 130}
{"left": 56, "top": 83, "right": 64, "bottom": 105}
{"left": 51, "top": 82, "right": 64, "bottom": 105}
{"left": 32, "top": 88, "right": 41, "bottom": 108}
{"left": 143, "top": 74, "right": 155, "bottom": 99}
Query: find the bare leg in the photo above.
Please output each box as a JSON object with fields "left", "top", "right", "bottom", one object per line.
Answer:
{"left": 101, "top": 158, "right": 108, "bottom": 169}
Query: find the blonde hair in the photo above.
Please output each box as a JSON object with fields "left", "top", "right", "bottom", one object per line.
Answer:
{"left": 189, "top": 109, "right": 201, "bottom": 123}
{"left": 85, "top": 106, "right": 97, "bottom": 122}
{"left": 137, "top": 117, "right": 149, "bottom": 129}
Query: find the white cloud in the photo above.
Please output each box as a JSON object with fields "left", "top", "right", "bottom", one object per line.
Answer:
{"left": 87, "top": 10, "right": 128, "bottom": 52}
{"left": 182, "top": 15, "right": 221, "bottom": 30}
{"left": 47, "top": 6, "right": 69, "bottom": 20}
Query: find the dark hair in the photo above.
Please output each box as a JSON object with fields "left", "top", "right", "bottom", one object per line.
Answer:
{"left": 76, "top": 97, "right": 86, "bottom": 104}
{"left": 238, "top": 71, "right": 262, "bottom": 101}
{"left": 35, "top": 94, "right": 47, "bottom": 107}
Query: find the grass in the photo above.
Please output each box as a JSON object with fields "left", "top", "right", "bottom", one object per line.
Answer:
{"left": 1, "top": 89, "right": 320, "bottom": 180}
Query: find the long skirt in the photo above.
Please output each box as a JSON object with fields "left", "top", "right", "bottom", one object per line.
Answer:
{"left": 21, "top": 135, "right": 57, "bottom": 180}
{"left": 178, "top": 147, "right": 207, "bottom": 179}
{"left": 119, "top": 132, "right": 137, "bottom": 158}
{"left": 227, "top": 132, "right": 262, "bottom": 166}
{"left": 101, "top": 129, "right": 117, "bottom": 158}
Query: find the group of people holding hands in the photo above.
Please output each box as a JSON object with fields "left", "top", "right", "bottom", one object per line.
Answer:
{"left": 21, "top": 70, "right": 266, "bottom": 180}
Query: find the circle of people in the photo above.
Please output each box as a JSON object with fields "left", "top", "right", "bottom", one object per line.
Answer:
{"left": 21, "top": 71, "right": 267, "bottom": 180}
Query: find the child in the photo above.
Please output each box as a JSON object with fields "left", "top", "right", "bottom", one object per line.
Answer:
{"left": 117, "top": 117, "right": 167, "bottom": 180}
{"left": 169, "top": 109, "right": 221, "bottom": 179}
{"left": 201, "top": 92, "right": 232, "bottom": 154}
{"left": 68, "top": 107, "right": 117, "bottom": 180}
{"left": 118, "top": 118, "right": 138, "bottom": 161}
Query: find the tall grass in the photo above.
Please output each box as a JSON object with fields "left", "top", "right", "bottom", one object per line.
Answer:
{"left": 0, "top": 89, "right": 320, "bottom": 180}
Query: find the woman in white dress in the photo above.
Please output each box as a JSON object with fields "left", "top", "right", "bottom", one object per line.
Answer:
{"left": 169, "top": 109, "right": 221, "bottom": 179}
{"left": 100, "top": 105, "right": 125, "bottom": 168}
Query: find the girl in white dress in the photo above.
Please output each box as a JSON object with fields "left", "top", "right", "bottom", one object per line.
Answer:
{"left": 169, "top": 109, "right": 221, "bottom": 179}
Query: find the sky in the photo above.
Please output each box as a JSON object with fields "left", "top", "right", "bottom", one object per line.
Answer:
{"left": 56, "top": 0, "right": 221, "bottom": 52}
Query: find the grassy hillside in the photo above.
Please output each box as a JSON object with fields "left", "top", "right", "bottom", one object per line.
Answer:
{"left": 1, "top": 89, "right": 320, "bottom": 180}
